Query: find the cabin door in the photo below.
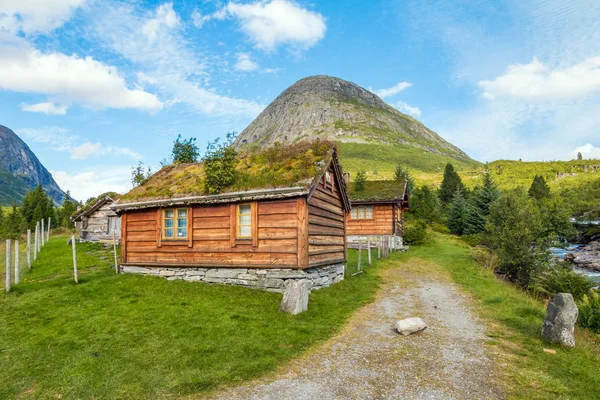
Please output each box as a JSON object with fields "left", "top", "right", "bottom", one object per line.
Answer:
{"left": 107, "top": 216, "right": 121, "bottom": 237}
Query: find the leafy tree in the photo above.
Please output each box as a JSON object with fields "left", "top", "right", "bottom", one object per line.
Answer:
{"left": 538, "top": 195, "right": 576, "bottom": 242}
{"left": 172, "top": 134, "right": 200, "bottom": 164}
{"left": 354, "top": 170, "right": 366, "bottom": 192}
{"left": 131, "top": 162, "right": 153, "bottom": 187}
{"left": 528, "top": 175, "right": 551, "bottom": 200}
{"left": 203, "top": 132, "right": 238, "bottom": 194}
{"left": 20, "top": 185, "right": 55, "bottom": 230}
{"left": 577, "top": 152, "right": 583, "bottom": 161}
{"left": 393, "top": 164, "right": 414, "bottom": 192}
{"left": 410, "top": 185, "right": 441, "bottom": 223}
{"left": 447, "top": 189, "right": 467, "bottom": 235}
{"left": 486, "top": 189, "right": 552, "bottom": 287}
{"left": 439, "top": 163, "right": 465, "bottom": 205}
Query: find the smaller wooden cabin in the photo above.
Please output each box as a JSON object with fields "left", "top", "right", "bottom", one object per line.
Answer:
{"left": 346, "top": 180, "right": 409, "bottom": 249}
{"left": 111, "top": 143, "right": 350, "bottom": 293}
{"left": 71, "top": 194, "right": 121, "bottom": 242}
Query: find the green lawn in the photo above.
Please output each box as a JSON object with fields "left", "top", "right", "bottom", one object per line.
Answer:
{"left": 1, "top": 236, "right": 382, "bottom": 399}
{"left": 401, "top": 233, "right": 600, "bottom": 399}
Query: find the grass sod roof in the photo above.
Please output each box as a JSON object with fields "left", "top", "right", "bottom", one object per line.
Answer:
{"left": 119, "top": 140, "right": 335, "bottom": 204}
{"left": 348, "top": 180, "right": 407, "bottom": 203}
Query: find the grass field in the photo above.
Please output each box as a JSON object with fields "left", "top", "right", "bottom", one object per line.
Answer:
{"left": 1, "top": 236, "right": 384, "bottom": 399}
{"left": 401, "top": 233, "right": 600, "bottom": 399}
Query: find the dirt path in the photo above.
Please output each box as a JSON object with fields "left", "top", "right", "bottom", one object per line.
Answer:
{"left": 210, "top": 257, "right": 505, "bottom": 399}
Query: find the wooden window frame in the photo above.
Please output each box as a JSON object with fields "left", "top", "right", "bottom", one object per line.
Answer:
{"left": 157, "top": 207, "right": 193, "bottom": 248}
{"left": 230, "top": 202, "right": 258, "bottom": 247}
{"left": 350, "top": 205, "right": 374, "bottom": 220}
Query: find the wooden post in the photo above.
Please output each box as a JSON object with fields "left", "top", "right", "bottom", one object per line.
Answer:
{"left": 378, "top": 236, "right": 381, "bottom": 259}
{"left": 14, "top": 240, "right": 19, "bottom": 284}
{"left": 113, "top": 231, "right": 119, "bottom": 274}
{"left": 47, "top": 217, "right": 51, "bottom": 242}
{"left": 71, "top": 235, "right": 78, "bottom": 284}
{"left": 27, "top": 230, "right": 31, "bottom": 270}
{"left": 367, "top": 237, "right": 372, "bottom": 265}
{"left": 34, "top": 223, "right": 38, "bottom": 261}
{"left": 5, "top": 239, "right": 11, "bottom": 292}
{"left": 41, "top": 219, "right": 45, "bottom": 247}
{"left": 358, "top": 242, "right": 362, "bottom": 271}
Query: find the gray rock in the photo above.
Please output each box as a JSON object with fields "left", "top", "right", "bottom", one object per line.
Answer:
{"left": 280, "top": 279, "right": 312, "bottom": 315}
{"left": 206, "top": 268, "right": 247, "bottom": 279}
{"left": 542, "top": 293, "right": 578, "bottom": 347}
{"left": 396, "top": 317, "right": 427, "bottom": 336}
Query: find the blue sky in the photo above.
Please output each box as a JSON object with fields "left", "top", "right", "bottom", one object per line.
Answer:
{"left": 1, "top": 0, "right": 599, "bottom": 201}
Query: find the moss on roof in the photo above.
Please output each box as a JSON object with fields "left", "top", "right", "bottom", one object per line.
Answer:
{"left": 120, "top": 140, "right": 334, "bottom": 202}
{"left": 349, "top": 180, "right": 406, "bottom": 202}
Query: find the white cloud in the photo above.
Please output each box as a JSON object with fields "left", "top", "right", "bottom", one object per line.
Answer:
{"left": 142, "top": 2, "right": 179, "bottom": 42}
{"left": 0, "top": 0, "right": 86, "bottom": 33}
{"left": 371, "top": 82, "right": 412, "bottom": 98}
{"left": 51, "top": 167, "right": 133, "bottom": 202}
{"left": 478, "top": 57, "right": 600, "bottom": 100}
{"left": 191, "top": 8, "right": 210, "bottom": 28}
{"left": 571, "top": 144, "right": 600, "bottom": 159}
{"left": 0, "top": 41, "right": 163, "bottom": 112}
{"left": 21, "top": 102, "right": 68, "bottom": 115}
{"left": 91, "top": 2, "right": 263, "bottom": 118}
{"left": 235, "top": 52, "right": 259, "bottom": 71}
{"left": 393, "top": 101, "right": 421, "bottom": 118}
{"left": 216, "top": 0, "right": 326, "bottom": 51}
{"left": 69, "top": 143, "right": 142, "bottom": 160}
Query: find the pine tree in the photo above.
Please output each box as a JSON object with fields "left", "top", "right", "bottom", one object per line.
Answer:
{"left": 439, "top": 163, "right": 465, "bottom": 205}
{"left": 528, "top": 175, "right": 551, "bottom": 200}
{"left": 354, "top": 170, "right": 367, "bottom": 192}
{"left": 59, "top": 191, "right": 79, "bottom": 228}
{"left": 4, "top": 202, "right": 23, "bottom": 238}
{"left": 393, "top": 164, "right": 415, "bottom": 192}
{"left": 20, "top": 185, "right": 55, "bottom": 230}
{"left": 447, "top": 189, "right": 467, "bottom": 235}
{"left": 577, "top": 152, "right": 583, "bottom": 161}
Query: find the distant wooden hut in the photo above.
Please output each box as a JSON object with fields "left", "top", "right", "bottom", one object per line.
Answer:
{"left": 111, "top": 143, "right": 350, "bottom": 292}
{"left": 346, "top": 180, "right": 409, "bottom": 249}
{"left": 71, "top": 194, "right": 121, "bottom": 242}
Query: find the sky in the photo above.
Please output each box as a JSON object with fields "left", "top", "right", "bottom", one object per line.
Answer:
{"left": 1, "top": 0, "right": 599, "bottom": 201}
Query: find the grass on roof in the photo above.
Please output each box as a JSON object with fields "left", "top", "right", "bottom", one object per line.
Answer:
{"left": 121, "top": 141, "right": 334, "bottom": 202}
{"left": 348, "top": 180, "right": 404, "bottom": 202}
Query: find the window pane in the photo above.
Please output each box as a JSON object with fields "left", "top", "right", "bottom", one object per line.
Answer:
{"left": 351, "top": 209, "right": 357, "bottom": 219}
{"left": 164, "top": 209, "right": 174, "bottom": 218}
{"left": 366, "top": 207, "right": 373, "bottom": 219}
{"left": 164, "top": 219, "right": 174, "bottom": 228}
{"left": 240, "top": 215, "right": 251, "bottom": 225}
{"left": 239, "top": 225, "right": 251, "bottom": 237}
{"left": 178, "top": 209, "right": 187, "bottom": 218}
{"left": 239, "top": 204, "right": 251, "bottom": 215}
{"left": 177, "top": 218, "right": 187, "bottom": 228}
{"left": 164, "top": 228, "right": 173, "bottom": 238}
{"left": 177, "top": 228, "right": 187, "bottom": 238}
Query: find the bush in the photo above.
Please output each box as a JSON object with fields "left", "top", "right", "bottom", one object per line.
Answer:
{"left": 578, "top": 291, "right": 600, "bottom": 334}
{"left": 531, "top": 266, "right": 596, "bottom": 301}
{"left": 404, "top": 220, "right": 428, "bottom": 245}
{"left": 431, "top": 223, "right": 450, "bottom": 234}
{"left": 461, "top": 233, "right": 483, "bottom": 247}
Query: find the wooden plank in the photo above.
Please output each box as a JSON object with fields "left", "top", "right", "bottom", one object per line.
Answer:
{"left": 258, "top": 227, "right": 297, "bottom": 239}
{"left": 309, "top": 245, "right": 345, "bottom": 254}
{"left": 127, "top": 231, "right": 156, "bottom": 241}
{"left": 258, "top": 200, "right": 297, "bottom": 215}
{"left": 308, "top": 214, "right": 345, "bottom": 229}
{"left": 126, "top": 251, "right": 297, "bottom": 265}
{"left": 123, "top": 261, "right": 299, "bottom": 269}
{"left": 193, "top": 228, "right": 230, "bottom": 240}
{"left": 192, "top": 216, "right": 230, "bottom": 229}
{"left": 309, "top": 252, "right": 345, "bottom": 265}
{"left": 311, "top": 187, "right": 343, "bottom": 207}
{"left": 156, "top": 209, "right": 162, "bottom": 248}
{"left": 193, "top": 205, "right": 230, "bottom": 218}
{"left": 297, "top": 197, "right": 308, "bottom": 268}
{"left": 252, "top": 201, "right": 258, "bottom": 247}
{"left": 308, "top": 197, "right": 344, "bottom": 216}
{"left": 308, "top": 204, "right": 344, "bottom": 221}
{"left": 230, "top": 204, "right": 236, "bottom": 248}
{"left": 308, "top": 224, "right": 345, "bottom": 236}
{"left": 121, "top": 213, "right": 128, "bottom": 263}
{"left": 309, "top": 235, "right": 345, "bottom": 245}
{"left": 128, "top": 209, "right": 158, "bottom": 222}
{"left": 188, "top": 207, "right": 193, "bottom": 248}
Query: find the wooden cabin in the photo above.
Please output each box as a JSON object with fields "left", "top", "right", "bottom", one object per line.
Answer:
{"left": 346, "top": 180, "right": 409, "bottom": 249}
{"left": 111, "top": 144, "right": 350, "bottom": 292}
{"left": 71, "top": 194, "right": 121, "bottom": 242}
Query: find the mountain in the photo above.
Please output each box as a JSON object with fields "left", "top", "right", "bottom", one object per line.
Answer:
{"left": 0, "top": 124, "right": 66, "bottom": 205}
{"left": 234, "top": 75, "right": 480, "bottom": 179}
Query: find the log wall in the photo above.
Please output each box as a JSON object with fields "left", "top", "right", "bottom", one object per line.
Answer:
{"left": 80, "top": 202, "right": 121, "bottom": 241}
{"left": 346, "top": 203, "right": 394, "bottom": 236}
{"left": 306, "top": 167, "right": 347, "bottom": 267}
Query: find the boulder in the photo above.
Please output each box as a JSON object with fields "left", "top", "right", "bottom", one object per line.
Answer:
{"left": 396, "top": 317, "right": 427, "bottom": 336}
{"left": 541, "top": 293, "right": 578, "bottom": 347}
{"left": 279, "top": 279, "right": 312, "bottom": 315}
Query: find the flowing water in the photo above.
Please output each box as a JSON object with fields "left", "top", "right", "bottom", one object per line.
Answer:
{"left": 551, "top": 244, "right": 600, "bottom": 284}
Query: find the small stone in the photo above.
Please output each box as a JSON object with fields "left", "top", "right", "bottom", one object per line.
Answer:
{"left": 396, "top": 317, "right": 427, "bottom": 336}
{"left": 543, "top": 348, "right": 557, "bottom": 355}
{"left": 159, "top": 270, "right": 175, "bottom": 277}
{"left": 279, "top": 279, "right": 312, "bottom": 315}
{"left": 541, "top": 293, "right": 578, "bottom": 347}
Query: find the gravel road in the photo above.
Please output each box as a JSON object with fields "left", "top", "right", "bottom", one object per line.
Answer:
{"left": 209, "top": 258, "right": 505, "bottom": 399}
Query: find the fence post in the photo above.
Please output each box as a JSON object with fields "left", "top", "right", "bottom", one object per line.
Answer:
{"left": 14, "top": 240, "right": 19, "bottom": 285}
{"left": 47, "top": 217, "right": 51, "bottom": 242}
{"left": 358, "top": 242, "right": 362, "bottom": 271}
{"left": 367, "top": 237, "right": 372, "bottom": 265}
{"left": 71, "top": 235, "right": 78, "bottom": 284}
{"left": 27, "top": 229, "right": 31, "bottom": 269}
{"left": 34, "top": 223, "right": 38, "bottom": 261}
{"left": 378, "top": 236, "right": 381, "bottom": 259}
{"left": 41, "top": 219, "right": 45, "bottom": 247}
{"left": 113, "top": 231, "right": 119, "bottom": 274}
{"left": 5, "top": 239, "right": 11, "bottom": 292}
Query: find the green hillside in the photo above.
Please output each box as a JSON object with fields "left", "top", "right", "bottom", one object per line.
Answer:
{"left": 0, "top": 167, "right": 30, "bottom": 205}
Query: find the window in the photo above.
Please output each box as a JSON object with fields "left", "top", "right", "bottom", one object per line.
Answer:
{"left": 350, "top": 206, "right": 373, "bottom": 220}
{"left": 237, "top": 204, "right": 252, "bottom": 238}
{"left": 163, "top": 208, "right": 188, "bottom": 239}
{"left": 324, "top": 171, "right": 333, "bottom": 189}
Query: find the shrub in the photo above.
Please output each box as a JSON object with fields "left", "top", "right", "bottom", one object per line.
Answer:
{"left": 431, "top": 223, "right": 450, "bottom": 234}
{"left": 578, "top": 291, "right": 600, "bottom": 334}
{"left": 404, "top": 220, "right": 428, "bottom": 245}
{"left": 461, "top": 233, "right": 483, "bottom": 247}
{"left": 531, "top": 266, "right": 596, "bottom": 301}
{"left": 471, "top": 246, "right": 498, "bottom": 270}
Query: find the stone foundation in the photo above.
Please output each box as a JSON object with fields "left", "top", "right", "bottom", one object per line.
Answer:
{"left": 119, "top": 263, "right": 345, "bottom": 293}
